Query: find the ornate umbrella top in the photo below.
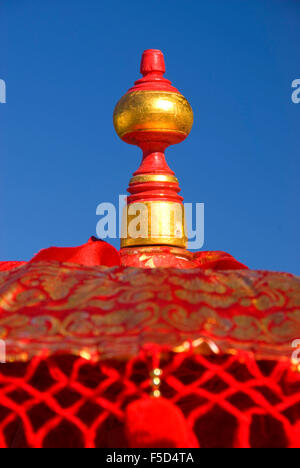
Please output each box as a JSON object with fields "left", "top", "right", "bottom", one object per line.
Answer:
{"left": 0, "top": 50, "right": 299, "bottom": 449}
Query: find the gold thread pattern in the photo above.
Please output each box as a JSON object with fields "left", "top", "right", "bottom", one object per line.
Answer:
{"left": 0, "top": 262, "right": 299, "bottom": 362}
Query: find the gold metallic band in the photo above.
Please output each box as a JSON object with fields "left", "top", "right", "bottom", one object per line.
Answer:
{"left": 121, "top": 200, "right": 187, "bottom": 249}
{"left": 130, "top": 174, "right": 178, "bottom": 185}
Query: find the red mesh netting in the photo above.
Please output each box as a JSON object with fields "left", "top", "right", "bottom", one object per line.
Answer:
{"left": 0, "top": 351, "right": 300, "bottom": 448}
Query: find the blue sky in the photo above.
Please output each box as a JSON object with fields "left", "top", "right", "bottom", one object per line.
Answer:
{"left": 1, "top": 0, "right": 299, "bottom": 274}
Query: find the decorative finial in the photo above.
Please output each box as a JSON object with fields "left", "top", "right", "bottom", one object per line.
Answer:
{"left": 113, "top": 49, "right": 193, "bottom": 262}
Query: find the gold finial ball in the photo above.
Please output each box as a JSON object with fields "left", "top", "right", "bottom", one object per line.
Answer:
{"left": 113, "top": 90, "right": 193, "bottom": 145}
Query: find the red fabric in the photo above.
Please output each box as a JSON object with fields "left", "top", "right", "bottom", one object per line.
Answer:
{"left": 0, "top": 241, "right": 246, "bottom": 271}
{"left": 30, "top": 237, "right": 121, "bottom": 267}
{"left": 1, "top": 262, "right": 299, "bottom": 361}
{"left": 194, "top": 251, "right": 248, "bottom": 270}
{"left": 0, "top": 239, "right": 121, "bottom": 271}
{"left": 0, "top": 262, "right": 26, "bottom": 272}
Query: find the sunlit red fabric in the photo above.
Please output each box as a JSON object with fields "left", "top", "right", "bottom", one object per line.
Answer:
{"left": 30, "top": 237, "right": 121, "bottom": 267}
{"left": 0, "top": 239, "right": 247, "bottom": 272}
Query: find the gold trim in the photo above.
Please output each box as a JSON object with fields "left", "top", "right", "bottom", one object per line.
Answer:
{"left": 122, "top": 128, "right": 188, "bottom": 137}
{"left": 130, "top": 174, "right": 178, "bottom": 184}
{"left": 121, "top": 237, "right": 187, "bottom": 249}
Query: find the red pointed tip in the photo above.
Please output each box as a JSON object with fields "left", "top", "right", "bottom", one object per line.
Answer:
{"left": 140, "top": 49, "right": 166, "bottom": 76}
{"left": 127, "top": 49, "right": 179, "bottom": 93}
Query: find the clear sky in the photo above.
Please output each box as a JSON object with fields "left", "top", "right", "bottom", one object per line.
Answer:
{"left": 1, "top": 0, "right": 299, "bottom": 274}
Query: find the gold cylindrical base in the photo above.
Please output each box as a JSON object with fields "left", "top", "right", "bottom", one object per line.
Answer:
{"left": 121, "top": 200, "right": 187, "bottom": 249}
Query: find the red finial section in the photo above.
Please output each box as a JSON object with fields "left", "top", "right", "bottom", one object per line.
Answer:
{"left": 140, "top": 49, "right": 166, "bottom": 75}
{"left": 128, "top": 49, "right": 179, "bottom": 93}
